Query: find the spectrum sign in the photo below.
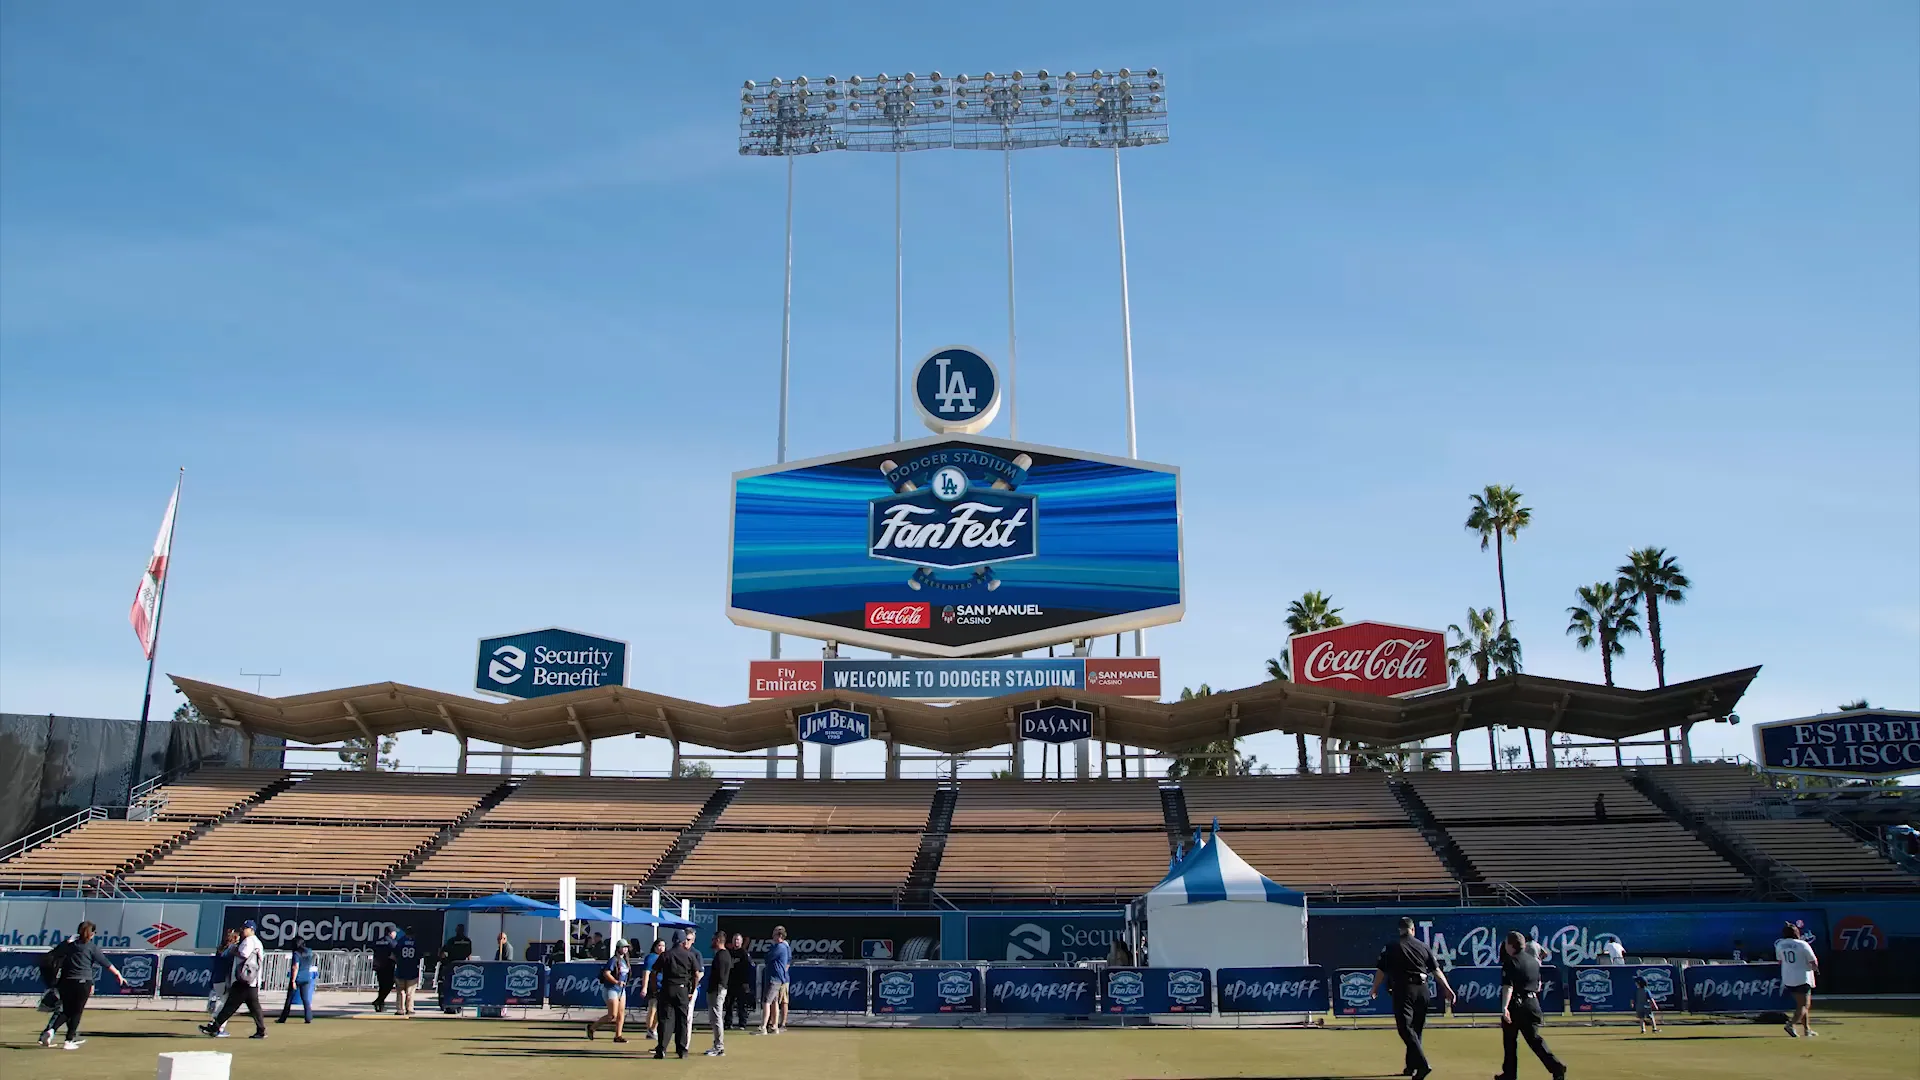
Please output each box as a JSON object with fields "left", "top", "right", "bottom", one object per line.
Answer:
{"left": 728, "top": 435, "right": 1182, "bottom": 657}
{"left": 749, "top": 658, "right": 1161, "bottom": 702}
{"left": 1287, "top": 621, "right": 1447, "bottom": 698}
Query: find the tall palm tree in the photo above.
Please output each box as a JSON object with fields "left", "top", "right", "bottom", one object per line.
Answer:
{"left": 1465, "top": 485, "right": 1532, "bottom": 626}
{"left": 1448, "top": 607, "right": 1525, "bottom": 767}
{"left": 1565, "top": 580, "right": 1642, "bottom": 687}
{"left": 1617, "top": 547, "right": 1689, "bottom": 687}
{"left": 1277, "top": 591, "right": 1345, "bottom": 774}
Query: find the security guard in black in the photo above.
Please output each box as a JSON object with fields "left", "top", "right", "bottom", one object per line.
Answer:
{"left": 1372, "top": 918, "right": 1454, "bottom": 1079}
{"left": 1498, "top": 931, "right": 1566, "bottom": 1080}
{"left": 651, "top": 933, "right": 700, "bottom": 1059}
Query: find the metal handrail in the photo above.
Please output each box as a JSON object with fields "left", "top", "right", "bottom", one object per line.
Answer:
{"left": 0, "top": 806, "right": 107, "bottom": 863}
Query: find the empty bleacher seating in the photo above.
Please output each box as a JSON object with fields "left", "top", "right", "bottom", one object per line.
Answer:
{"left": 0, "top": 820, "right": 194, "bottom": 889}
{"left": 126, "top": 823, "right": 437, "bottom": 892}
{"left": 948, "top": 780, "right": 1166, "bottom": 829}
{"left": 1640, "top": 763, "right": 1771, "bottom": 811}
{"left": 1182, "top": 774, "right": 1408, "bottom": 826}
{"left": 1447, "top": 821, "right": 1748, "bottom": 897}
{"left": 1222, "top": 828, "right": 1459, "bottom": 899}
{"left": 1724, "top": 819, "right": 1916, "bottom": 892}
{"left": 719, "top": 780, "right": 934, "bottom": 828}
{"left": 401, "top": 828, "right": 679, "bottom": 898}
{"left": 936, "top": 832, "right": 1171, "bottom": 900}
{"left": 481, "top": 776, "right": 716, "bottom": 828}
{"left": 667, "top": 832, "right": 921, "bottom": 898}
{"left": 242, "top": 772, "right": 502, "bottom": 824}
{"left": 149, "top": 768, "right": 289, "bottom": 822}
{"left": 1407, "top": 768, "right": 1660, "bottom": 823}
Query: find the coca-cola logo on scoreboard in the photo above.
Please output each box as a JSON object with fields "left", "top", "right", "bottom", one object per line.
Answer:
{"left": 866, "top": 602, "right": 931, "bottom": 629}
{"left": 1289, "top": 621, "right": 1448, "bottom": 698}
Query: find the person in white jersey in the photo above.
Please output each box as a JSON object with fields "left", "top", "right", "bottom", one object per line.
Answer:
{"left": 1600, "top": 937, "right": 1625, "bottom": 965}
{"left": 1775, "top": 923, "right": 1820, "bottom": 1038}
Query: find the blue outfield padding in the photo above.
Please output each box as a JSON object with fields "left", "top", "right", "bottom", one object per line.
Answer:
{"left": 100, "top": 952, "right": 160, "bottom": 996}
{"left": 1684, "top": 963, "right": 1793, "bottom": 1013}
{"left": 1216, "top": 967, "right": 1329, "bottom": 1013}
{"left": 158, "top": 953, "right": 228, "bottom": 998}
{"left": 441, "top": 961, "right": 546, "bottom": 1008}
{"left": 984, "top": 967, "right": 1096, "bottom": 1015}
{"left": 1447, "top": 966, "right": 1561, "bottom": 1014}
{"left": 1568, "top": 965, "right": 1678, "bottom": 1014}
{"left": 1101, "top": 967, "right": 1212, "bottom": 1014}
{"left": 871, "top": 967, "right": 981, "bottom": 1014}
{"left": 788, "top": 965, "right": 867, "bottom": 1012}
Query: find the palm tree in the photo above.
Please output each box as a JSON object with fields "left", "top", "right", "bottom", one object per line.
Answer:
{"left": 1565, "top": 580, "right": 1642, "bottom": 687}
{"left": 1617, "top": 547, "right": 1689, "bottom": 687}
{"left": 1277, "top": 591, "right": 1345, "bottom": 774}
{"left": 1465, "top": 485, "right": 1532, "bottom": 626}
{"left": 1167, "top": 685, "right": 1269, "bottom": 778}
{"left": 1448, "top": 607, "right": 1525, "bottom": 767}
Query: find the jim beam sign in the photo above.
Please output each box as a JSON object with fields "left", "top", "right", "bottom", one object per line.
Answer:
{"left": 1288, "top": 621, "right": 1447, "bottom": 698}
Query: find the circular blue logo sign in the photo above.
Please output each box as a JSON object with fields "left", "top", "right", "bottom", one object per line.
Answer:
{"left": 912, "top": 346, "right": 1001, "bottom": 434}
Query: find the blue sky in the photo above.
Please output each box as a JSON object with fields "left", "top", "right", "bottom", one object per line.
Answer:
{"left": 2, "top": 0, "right": 1915, "bottom": 777}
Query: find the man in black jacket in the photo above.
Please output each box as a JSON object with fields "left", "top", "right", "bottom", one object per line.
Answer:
{"left": 703, "top": 931, "right": 735, "bottom": 1057}
{"left": 652, "top": 931, "right": 699, "bottom": 1060}
{"left": 371, "top": 930, "right": 397, "bottom": 1013}
{"left": 1498, "top": 930, "right": 1566, "bottom": 1080}
{"left": 726, "top": 933, "right": 753, "bottom": 1031}
{"left": 1370, "top": 917, "right": 1456, "bottom": 1080}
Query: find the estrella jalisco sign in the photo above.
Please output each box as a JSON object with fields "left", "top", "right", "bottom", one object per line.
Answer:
{"left": 728, "top": 434, "right": 1182, "bottom": 657}
{"left": 1753, "top": 709, "right": 1920, "bottom": 778}
{"left": 475, "top": 627, "right": 628, "bottom": 700}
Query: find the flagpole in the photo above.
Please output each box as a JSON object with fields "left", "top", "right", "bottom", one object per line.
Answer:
{"left": 126, "top": 468, "right": 182, "bottom": 809}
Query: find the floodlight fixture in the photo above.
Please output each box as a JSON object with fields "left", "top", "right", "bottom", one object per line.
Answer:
{"left": 844, "top": 73, "right": 949, "bottom": 153}
{"left": 738, "top": 78, "right": 844, "bottom": 157}
{"left": 952, "top": 71, "right": 1057, "bottom": 151}
{"left": 1060, "top": 69, "right": 1169, "bottom": 149}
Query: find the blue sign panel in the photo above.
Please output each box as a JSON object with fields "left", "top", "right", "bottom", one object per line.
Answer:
{"left": 547, "top": 963, "right": 605, "bottom": 1008}
{"left": 870, "top": 966, "right": 981, "bottom": 1014}
{"left": 1102, "top": 967, "right": 1212, "bottom": 1014}
{"left": 1020, "top": 706, "right": 1093, "bottom": 743}
{"left": 788, "top": 965, "right": 868, "bottom": 1012}
{"left": 729, "top": 436, "right": 1182, "bottom": 658}
{"left": 102, "top": 952, "right": 159, "bottom": 996}
{"left": 158, "top": 954, "right": 227, "bottom": 998}
{"left": 796, "top": 707, "right": 871, "bottom": 746}
{"left": 475, "top": 626, "right": 628, "bottom": 701}
{"left": 985, "top": 968, "right": 1097, "bottom": 1014}
{"left": 1755, "top": 710, "right": 1920, "bottom": 778}
{"left": 1217, "top": 967, "right": 1330, "bottom": 1013}
{"left": 965, "top": 914, "right": 1124, "bottom": 962}
{"left": 1334, "top": 968, "right": 1436, "bottom": 1016}
{"left": 0, "top": 953, "right": 43, "bottom": 994}
{"left": 1684, "top": 963, "right": 1793, "bottom": 1013}
{"left": 1442, "top": 966, "right": 1561, "bottom": 1014}
{"left": 499, "top": 962, "right": 546, "bottom": 1006}
{"left": 912, "top": 346, "right": 1001, "bottom": 435}
{"left": 442, "top": 962, "right": 488, "bottom": 1007}
{"left": 1569, "top": 965, "right": 1678, "bottom": 1013}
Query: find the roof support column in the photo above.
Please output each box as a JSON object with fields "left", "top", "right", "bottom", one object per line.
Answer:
{"left": 1320, "top": 703, "right": 1337, "bottom": 775}
{"left": 1096, "top": 709, "right": 1109, "bottom": 780}
{"left": 342, "top": 702, "right": 378, "bottom": 772}
{"left": 1544, "top": 693, "right": 1569, "bottom": 769}
{"left": 457, "top": 737, "right": 469, "bottom": 775}
{"left": 567, "top": 707, "right": 592, "bottom": 777}
{"left": 436, "top": 705, "right": 470, "bottom": 775}
{"left": 1226, "top": 705, "right": 1240, "bottom": 775}
{"left": 1007, "top": 710, "right": 1022, "bottom": 780}
{"left": 1680, "top": 722, "right": 1695, "bottom": 764}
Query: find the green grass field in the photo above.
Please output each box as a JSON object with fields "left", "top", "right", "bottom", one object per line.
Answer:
{"left": 4, "top": 1007, "right": 1915, "bottom": 1079}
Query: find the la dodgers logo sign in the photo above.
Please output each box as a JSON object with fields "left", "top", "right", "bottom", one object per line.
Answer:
{"left": 912, "top": 347, "right": 1001, "bottom": 434}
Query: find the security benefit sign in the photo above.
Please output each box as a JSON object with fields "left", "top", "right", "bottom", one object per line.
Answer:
{"left": 796, "top": 707, "right": 871, "bottom": 747}
{"left": 1754, "top": 709, "right": 1920, "bottom": 778}
{"left": 1683, "top": 963, "right": 1792, "bottom": 1013}
{"left": 1570, "top": 965, "right": 1678, "bottom": 1014}
{"left": 1020, "top": 705, "right": 1093, "bottom": 743}
{"left": 1289, "top": 621, "right": 1447, "bottom": 698}
{"left": 1102, "top": 967, "right": 1212, "bottom": 1014}
{"left": 985, "top": 967, "right": 1097, "bottom": 1015}
{"left": 475, "top": 627, "right": 628, "bottom": 701}
{"left": 1216, "top": 967, "right": 1328, "bottom": 1014}
{"left": 788, "top": 965, "right": 870, "bottom": 1012}
{"left": 871, "top": 966, "right": 982, "bottom": 1014}
{"left": 728, "top": 435, "right": 1182, "bottom": 658}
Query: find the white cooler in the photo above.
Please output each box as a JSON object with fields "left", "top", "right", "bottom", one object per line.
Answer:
{"left": 157, "top": 1050, "right": 232, "bottom": 1080}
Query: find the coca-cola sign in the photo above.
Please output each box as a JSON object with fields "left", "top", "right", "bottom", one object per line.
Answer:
{"left": 866, "top": 602, "right": 931, "bottom": 629}
{"left": 1288, "top": 621, "right": 1447, "bottom": 698}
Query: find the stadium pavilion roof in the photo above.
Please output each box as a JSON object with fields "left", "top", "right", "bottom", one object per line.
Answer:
{"left": 171, "top": 666, "right": 1758, "bottom": 758}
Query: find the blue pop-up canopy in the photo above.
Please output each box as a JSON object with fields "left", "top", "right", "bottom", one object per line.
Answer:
{"left": 1140, "top": 830, "right": 1307, "bottom": 969}
{"left": 607, "top": 900, "right": 695, "bottom": 929}
{"left": 443, "top": 892, "right": 564, "bottom": 916}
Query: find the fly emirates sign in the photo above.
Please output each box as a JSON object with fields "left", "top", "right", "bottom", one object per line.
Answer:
{"left": 1287, "top": 621, "right": 1447, "bottom": 698}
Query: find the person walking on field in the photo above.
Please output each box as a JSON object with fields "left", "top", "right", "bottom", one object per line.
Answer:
{"left": 202, "top": 920, "right": 267, "bottom": 1039}
{"left": 726, "top": 933, "right": 754, "bottom": 1031}
{"left": 371, "top": 928, "right": 398, "bottom": 1013}
{"left": 276, "top": 937, "right": 317, "bottom": 1024}
{"left": 641, "top": 938, "right": 667, "bottom": 1041}
{"left": 652, "top": 931, "right": 700, "bottom": 1060}
{"left": 1776, "top": 923, "right": 1820, "bottom": 1038}
{"left": 1497, "top": 930, "right": 1566, "bottom": 1080}
{"left": 704, "top": 930, "right": 735, "bottom": 1057}
{"left": 758, "top": 925, "right": 793, "bottom": 1035}
{"left": 585, "top": 939, "right": 633, "bottom": 1043}
{"left": 38, "top": 922, "right": 126, "bottom": 1050}
{"left": 393, "top": 932, "right": 423, "bottom": 1017}
{"left": 1370, "top": 917, "right": 1456, "bottom": 1080}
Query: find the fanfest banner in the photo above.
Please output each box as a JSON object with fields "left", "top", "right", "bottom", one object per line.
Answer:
{"left": 728, "top": 435, "right": 1183, "bottom": 659}
{"left": 984, "top": 967, "right": 1097, "bottom": 1015}
{"left": 788, "top": 965, "right": 868, "bottom": 1012}
{"left": 1216, "top": 967, "right": 1330, "bottom": 1014}
{"left": 1288, "top": 622, "right": 1447, "bottom": 697}
{"left": 1569, "top": 965, "right": 1678, "bottom": 1014}
{"left": 1334, "top": 968, "right": 1433, "bottom": 1016}
{"left": 1684, "top": 963, "right": 1793, "bottom": 1013}
{"left": 871, "top": 966, "right": 981, "bottom": 1014}
{"left": 101, "top": 952, "right": 160, "bottom": 996}
{"left": 158, "top": 954, "right": 229, "bottom": 998}
{"left": 1446, "top": 966, "right": 1562, "bottom": 1015}
{"left": 748, "top": 657, "right": 1161, "bottom": 702}
{"left": 1101, "top": 967, "right": 1212, "bottom": 1014}
{"left": 547, "top": 963, "right": 608, "bottom": 1008}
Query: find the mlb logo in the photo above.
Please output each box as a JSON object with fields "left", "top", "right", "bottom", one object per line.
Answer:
{"left": 862, "top": 939, "right": 894, "bottom": 960}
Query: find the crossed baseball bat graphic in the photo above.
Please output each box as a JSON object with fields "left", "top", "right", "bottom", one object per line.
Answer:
{"left": 878, "top": 453, "right": 1032, "bottom": 592}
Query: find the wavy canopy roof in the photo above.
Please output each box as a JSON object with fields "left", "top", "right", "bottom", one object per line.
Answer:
{"left": 171, "top": 666, "right": 1759, "bottom": 755}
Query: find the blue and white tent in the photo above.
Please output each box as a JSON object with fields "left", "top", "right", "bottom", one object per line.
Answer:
{"left": 1136, "top": 830, "right": 1308, "bottom": 969}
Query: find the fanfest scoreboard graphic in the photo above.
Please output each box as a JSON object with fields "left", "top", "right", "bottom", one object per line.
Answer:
{"left": 728, "top": 434, "right": 1182, "bottom": 657}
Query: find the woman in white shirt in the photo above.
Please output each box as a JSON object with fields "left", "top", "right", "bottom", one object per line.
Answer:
{"left": 1774, "top": 923, "right": 1820, "bottom": 1038}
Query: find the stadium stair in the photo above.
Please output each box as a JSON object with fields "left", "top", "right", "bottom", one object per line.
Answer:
{"left": 643, "top": 782, "right": 740, "bottom": 890}
{"left": 1158, "top": 781, "right": 1192, "bottom": 848}
{"left": 1387, "top": 778, "right": 1480, "bottom": 894}
{"left": 380, "top": 778, "right": 516, "bottom": 889}
{"left": 1629, "top": 769, "right": 1796, "bottom": 900}
{"left": 902, "top": 783, "right": 959, "bottom": 907}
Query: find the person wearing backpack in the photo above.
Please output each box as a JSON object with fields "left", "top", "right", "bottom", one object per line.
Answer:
{"left": 38, "top": 922, "right": 126, "bottom": 1050}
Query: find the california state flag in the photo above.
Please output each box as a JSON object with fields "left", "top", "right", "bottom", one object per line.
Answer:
{"left": 130, "top": 478, "right": 181, "bottom": 659}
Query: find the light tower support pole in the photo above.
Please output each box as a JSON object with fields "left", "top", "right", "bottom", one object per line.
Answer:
{"left": 1004, "top": 145, "right": 1019, "bottom": 439}
{"left": 1114, "top": 146, "right": 1146, "bottom": 658}
{"left": 895, "top": 153, "right": 904, "bottom": 442}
